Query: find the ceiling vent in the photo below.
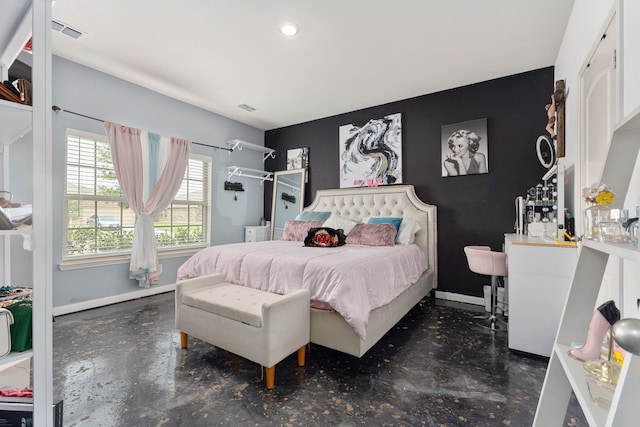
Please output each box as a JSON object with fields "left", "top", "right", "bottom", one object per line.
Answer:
{"left": 238, "top": 104, "right": 256, "bottom": 112}
{"left": 51, "top": 19, "right": 85, "bottom": 39}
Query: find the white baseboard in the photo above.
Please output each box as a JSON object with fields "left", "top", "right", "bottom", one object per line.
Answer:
{"left": 53, "top": 283, "right": 176, "bottom": 317}
{"left": 52, "top": 286, "right": 483, "bottom": 317}
{"left": 435, "top": 290, "right": 484, "bottom": 306}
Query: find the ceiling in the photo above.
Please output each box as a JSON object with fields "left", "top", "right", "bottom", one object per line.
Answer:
{"left": 51, "top": 1, "right": 575, "bottom": 131}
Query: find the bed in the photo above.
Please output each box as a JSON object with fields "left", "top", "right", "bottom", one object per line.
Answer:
{"left": 178, "top": 184, "right": 437, "bottom": 357}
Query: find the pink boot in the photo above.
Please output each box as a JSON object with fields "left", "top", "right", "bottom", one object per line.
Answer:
{"left": 568, "top": 300, "right": 620, "bottom": 362}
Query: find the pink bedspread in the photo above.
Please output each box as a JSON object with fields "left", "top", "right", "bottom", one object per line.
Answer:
{"left": 177, "top": 240, "right": 427, "bottom": 339}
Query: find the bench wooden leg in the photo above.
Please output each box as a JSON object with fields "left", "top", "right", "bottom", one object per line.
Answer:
{"left": 265, "top": 366, "right": 275, "bottom": 389}
{"left": 180, "top": 332, "right": 188, "bottom": 349}
{"left": 297, "top": 345, "right": 306, "bottom": 367}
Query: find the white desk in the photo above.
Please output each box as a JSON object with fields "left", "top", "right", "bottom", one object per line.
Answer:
{"left": 504, "top": 234, "right": 578, "bottom": 357}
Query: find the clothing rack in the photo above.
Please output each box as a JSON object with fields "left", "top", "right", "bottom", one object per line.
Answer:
{"left": 51, "top": 105, "right": 233, "bottom": 152}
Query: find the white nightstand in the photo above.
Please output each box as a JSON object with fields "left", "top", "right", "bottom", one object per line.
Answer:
{"left": 245, "top": 226, "right": 270, "bottom": 242}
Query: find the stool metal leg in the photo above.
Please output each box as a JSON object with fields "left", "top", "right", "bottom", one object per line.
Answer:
{"left": 474, "top": 275, "right": 508, "bottom": 332}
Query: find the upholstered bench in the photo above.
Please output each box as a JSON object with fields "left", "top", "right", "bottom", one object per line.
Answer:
{"left": 175, "top": 273, "right": 310, "bottom": 389}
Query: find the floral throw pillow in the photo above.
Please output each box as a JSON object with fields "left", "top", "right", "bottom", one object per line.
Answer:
{"left": 304, "top": 227, "right": 346, "bottom": 247}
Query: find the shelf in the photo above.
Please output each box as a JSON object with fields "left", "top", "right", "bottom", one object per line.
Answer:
{"left": 613, "top": 104, "right": 640, "bottom": 133}
{"left": 582, "top": 239, "right": 640, "bottom": 262}
{"left": 0, "top": 100, "right": 32, "bottom": 145}
{"left": 535, "top": 90, "right": 640, "bottom": 426}
{"left": 601, "top": 106, "right": 640, "bottom": 211}
{"left": 0, "top": 288, "right": 31, "bottom": 302}
{"left": 0, "top": 349, "right": 33, "bottom": 365}
{"left": 227, "top": 139, "right": 276, "bottom": 161}
{"left": 226, "top": 166, "right": 273, "bottom": 183}
{"left": 0, "top": 225, "right": 33, "bottom": 250}
{"left": 0, "top": 0, "right": 32, "bottom": 148}
{"left": 553, "top": 343, "right": 640, "bottom": 427}
{"left": 0, "top": 0, "right": 31, "bottom": 73}
{"left": 555, "top": 344, "right": 610, "bottom": 426}
{"left": 226, "top": 140, "right": 275, "bottom": 184}
{"left": 1, "top": 0, "right": 53, "bottom": 425}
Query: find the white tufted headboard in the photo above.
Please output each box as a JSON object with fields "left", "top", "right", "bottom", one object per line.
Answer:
{"left": 304, "top": 185, "right": 437, "bottom": 287}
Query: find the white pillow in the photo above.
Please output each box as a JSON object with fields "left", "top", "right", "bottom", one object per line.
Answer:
{"left": 396, "top": 218, "right": 422, "bottom": 245}
{"left": 322, "top": 214, "right": 359, "bottom": 235}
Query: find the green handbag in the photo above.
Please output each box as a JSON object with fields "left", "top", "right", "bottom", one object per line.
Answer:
{"left": 5, "top": 300, "right": 32, "bottom": 352}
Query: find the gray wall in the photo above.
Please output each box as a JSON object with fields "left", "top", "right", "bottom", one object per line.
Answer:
{"left": 50, "top": 56, "right": 265, "bottom": 308}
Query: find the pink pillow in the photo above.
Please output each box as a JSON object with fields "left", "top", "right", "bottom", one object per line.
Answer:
{"left": 280, "top": 220, "right": 324, "bottom": 241}
{"left": 346, "top": 223, "right": 397, "bottom": 246}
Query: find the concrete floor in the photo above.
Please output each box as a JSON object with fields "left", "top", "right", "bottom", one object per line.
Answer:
{"left": 53, "top": 293, "right": 586, "bottom": 426}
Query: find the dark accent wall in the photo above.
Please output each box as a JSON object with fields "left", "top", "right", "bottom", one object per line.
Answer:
{"left": 265, "top": 67, "right": 553, "bottom": 297}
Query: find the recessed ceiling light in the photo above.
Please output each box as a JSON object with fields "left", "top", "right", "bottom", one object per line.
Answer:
{"left": 279, "top": 22, "right": 299, "bottom": 36}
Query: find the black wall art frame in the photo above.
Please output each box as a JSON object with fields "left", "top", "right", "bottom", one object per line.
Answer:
{"left": 441, "top": 118, "right": 489, "bottom": 177}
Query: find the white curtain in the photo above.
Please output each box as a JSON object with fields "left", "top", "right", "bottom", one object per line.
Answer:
{"left": 104, "top": 121, "right": 191, "bottom": 287}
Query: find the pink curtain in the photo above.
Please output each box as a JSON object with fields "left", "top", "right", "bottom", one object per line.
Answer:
{"left": 104, "top": 121, "right": 191, "bottom": 287}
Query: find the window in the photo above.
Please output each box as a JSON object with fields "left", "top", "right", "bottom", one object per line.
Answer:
{"left": 62, "top": 129, "right": 210, "bottom": 265}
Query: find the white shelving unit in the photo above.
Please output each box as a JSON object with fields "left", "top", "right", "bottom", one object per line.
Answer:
{"left": 0, "top": 0, "right": 33, "bottom": 352}
{"left": 1, "top": 101, "right": 34, "bottom": 285}
{"left": 0, "top": 0, "right": 53, "bottom": 425}
{"left": 226, "top": 139, "right": 274, "bottom": 184}
{"left": 534, "top": 106, "right": 640, "bottom": 426}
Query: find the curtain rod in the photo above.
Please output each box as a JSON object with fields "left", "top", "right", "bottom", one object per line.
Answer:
{"left": 51, "top": 105, "right": 233, "bottom": 152}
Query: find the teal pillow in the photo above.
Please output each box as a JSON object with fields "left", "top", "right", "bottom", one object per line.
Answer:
{"left": 295, "top": 211, "right": 332, "bottom": 221}
{"left": 368, "top": 217, "right": 403, "bottom": 238}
